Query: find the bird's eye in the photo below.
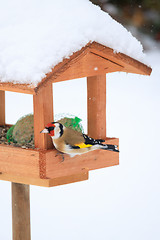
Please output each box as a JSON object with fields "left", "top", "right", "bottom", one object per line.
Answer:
{"left": 48, "top": 126, "right": 54, "bottom": 132}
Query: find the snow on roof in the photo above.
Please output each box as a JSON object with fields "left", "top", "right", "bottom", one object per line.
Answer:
{"left": 0, "top": 0, "right": 147, "bottom": 86}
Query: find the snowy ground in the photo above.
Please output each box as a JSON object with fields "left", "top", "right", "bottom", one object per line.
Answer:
{"left": 0, "top": 48, "right": 160, "bottom": 240}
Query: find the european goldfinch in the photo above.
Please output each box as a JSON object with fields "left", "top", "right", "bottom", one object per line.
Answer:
{"left": 41, "top": 122, "right": 119, "bottom": 157}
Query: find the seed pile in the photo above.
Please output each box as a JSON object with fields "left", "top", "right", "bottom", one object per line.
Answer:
{"left": 0, "top": 115, "right": 83, "bottom": 149}
{"left": 0, "top": 126, "right": 35, "bottom": 149}
{"left": 0, "top": 126, "right": 10, "bottom": 145}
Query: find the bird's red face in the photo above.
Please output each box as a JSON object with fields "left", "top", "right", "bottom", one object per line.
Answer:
{"left": 46, "top": 122, "right": 55, "bottom": 136}
{"left": 40, "top": 122, "right": 55, "bottom": 136}
{"left": 41, "top": 122, "right": 63, "bottom": 139}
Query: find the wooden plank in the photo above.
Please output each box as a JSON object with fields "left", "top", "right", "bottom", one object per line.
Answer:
{"left": 0, "top": 138, "right": 118, "bottom": 186}
{"left": 12, "top": 183, "right": 31, "bottom": 240}
{"left": 36, "top": 45, "right": 123, "bottom": 90}
{"left": 45, "top": 138, "right": 119, "bottom": 179}
{"left": 48, "top": 170, "right": 88, "bottom": 187}
{"left": 0, "top": 82, "right": 35, "bottom": 95}
{"left": 87, "top": 75, "right": 106, "bottom": 139}
{"left": 36, "top": 44, "right": 90, "bottom": 89}
{"left": 0, "top": 42, "right": 151, "bottom": 93}
{"left": 50, "top": 50, "right": 122, "bottom": 84}
{"left": 0, "top": 90, "right": 5, "bottom": 125}
{"left": 89, "top": 42, "right": 152, "bottom": 76}
{"left": 36, "top": 42, "right": 151, "bottom": 91}
{"left": 0, "top": 144, "right": 39, "bottom": 178}
{"left": 0, "top": 173, "right": 48, "bottom": 186}
{"left": 0, "top": 170, "right": 88, "bottom": 187}
{"left": 33, "top": 82, "right": 53, "bottom": 150}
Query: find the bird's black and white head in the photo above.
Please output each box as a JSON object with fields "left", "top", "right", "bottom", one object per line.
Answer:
{"left": 40, "top": 122, "right": 64, "bottom": 139}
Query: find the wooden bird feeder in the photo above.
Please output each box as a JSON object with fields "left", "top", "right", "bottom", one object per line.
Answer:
{"left": 0, "top": 42, "right": 152, "bottom": 187}
{"left": 0, "top": 42, "right": 152, "bottom": 240}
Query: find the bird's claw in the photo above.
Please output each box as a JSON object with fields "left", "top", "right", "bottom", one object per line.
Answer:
{"left": 55, "top": 152, "right": 65, "bottom": 162}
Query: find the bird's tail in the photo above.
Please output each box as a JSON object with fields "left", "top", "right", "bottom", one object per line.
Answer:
{"left": 99, "top": 143, "right": 119, "bottom": 152}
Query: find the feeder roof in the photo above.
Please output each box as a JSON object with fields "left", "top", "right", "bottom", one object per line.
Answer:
{"left": 0, "top": 0, "right": 151, "bottom": 94}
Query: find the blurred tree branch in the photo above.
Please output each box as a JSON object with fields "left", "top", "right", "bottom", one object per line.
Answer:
{"left": 89, "top": 0, "right": 160, "bottom": 40}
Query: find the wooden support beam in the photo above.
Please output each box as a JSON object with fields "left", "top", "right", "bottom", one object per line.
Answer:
{"left": 33, "top": 83, "right": 53, "bottom": 149}
{"left": 0, "top": 90, "right": 5, "bottom": 125}
{"left": 87, "top": 75, "right": 106, "bottom": 139}
{"left": 0, "top": 170, "right": 89, "bottom": 187}
{"left": 12, "top": 183, "right": 31, "bottom": 240}
{"left": 0, "top": 83, "right": 35, "bottom": 95}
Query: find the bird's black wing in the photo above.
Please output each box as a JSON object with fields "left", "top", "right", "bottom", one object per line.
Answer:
{"left": 82, "top": 134, "right": 105, "bottom": 145}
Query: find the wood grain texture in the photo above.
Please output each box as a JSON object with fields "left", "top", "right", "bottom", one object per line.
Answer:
{"left": 0, "top": 90, "right": 5, "bottom": 125}
{"left": 45, "top": 138, "right": 119, "bottom": 179}
{"left": 0, "top": 144, "right": 39, "bottom": 178}
{"left": 90, "top": 42, "right": 152, "bottom": 76}
{"left": 41, "top": 50, "right": 123, "bottom": 86}
{"left": 0, "top": 138, "right": 118, "bottom": 186}
{"left": 48, "top": 170, "right": 88, "bottom": 187}
{"left": 39, "top": 150, "right": 47, "bottom": 179}
{"left": 0, "top": 82, "right": 35, "bottom": 94}
{"left": 87, "top": 75, "right": 106, "bottom": 139}
{"left": 12, "top": 183, "right": 31, "bottom": 240}
{"left": 0, "top": 42, "right": 151, "bottom": 94}
{"left": 33, "top": 82, "right": 53, "bottom": 149}
{"left": 0, "top": 170, "right": 88, "bottom": 187}
{"left": 36, "top": 42, "right": 151, "bottom": 91}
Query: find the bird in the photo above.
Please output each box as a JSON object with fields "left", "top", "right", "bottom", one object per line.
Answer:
{"left": 40, "top": 122, "right": 119, "bottom": 158}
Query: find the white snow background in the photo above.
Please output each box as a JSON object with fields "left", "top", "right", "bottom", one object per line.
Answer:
{"left": 0, "top": 0, "right": 160, "bottom": 238}
{"left": 0, "top": 47, "right": 160, "bottom": 240}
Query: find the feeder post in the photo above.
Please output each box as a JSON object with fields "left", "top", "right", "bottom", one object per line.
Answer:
{"left": 12, "top": 183, "right": 31, "bottom": 240}
{"left": 87, "top": 75, "right": 106, "bottom": 139}
{"left": 33, "top": 82, "right": 53, "bottom": 149}
{"left": 0, "top": 90, "right": 5, "bottom": 125}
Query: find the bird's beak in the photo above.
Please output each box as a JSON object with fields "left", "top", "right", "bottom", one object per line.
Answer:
{"left": 40, "top": 128, "right": 49, "bottom": 134}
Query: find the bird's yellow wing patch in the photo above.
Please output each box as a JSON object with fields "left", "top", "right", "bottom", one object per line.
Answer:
{"left": 74, "top": 143, "right": 92, "bottom": 148}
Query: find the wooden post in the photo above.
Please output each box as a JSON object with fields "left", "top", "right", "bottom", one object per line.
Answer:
{"left": 0, "top": 90, "right": 5, "bottom": 125}
{"left": 12, "top": 183, "right": 31, "bottom": 240}
{"left": 33, "top": 83, "right": 53, "bottom": 149}
{"left": 87, "top": 75, "right": 106, "bottom": 139}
